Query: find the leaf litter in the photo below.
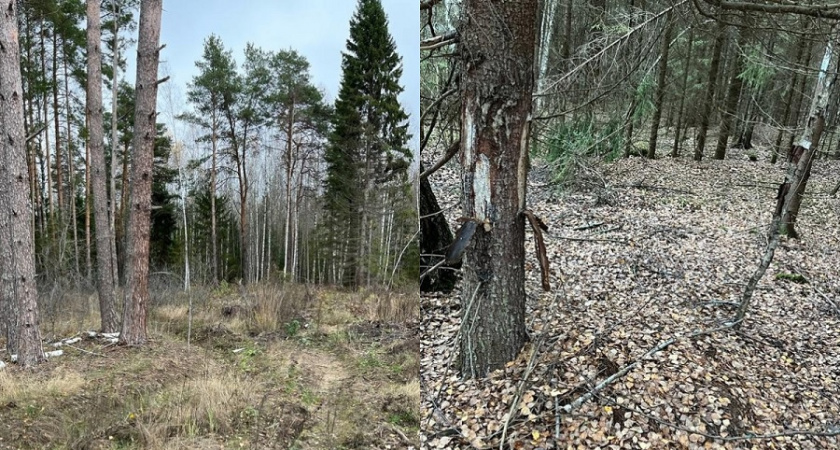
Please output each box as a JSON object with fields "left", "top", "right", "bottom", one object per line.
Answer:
{"left": 421, "top": 149, "right": 840, "bottom": 449}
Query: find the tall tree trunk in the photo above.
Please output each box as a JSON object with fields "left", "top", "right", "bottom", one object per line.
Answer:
{"left": 458, "top": 0, "right": 536, "bottom": 379}
{"left": 109, "top": 0, "right": 121, "bottom": 291}
{"left": 87, "top": 0, "right": 120, "bottom": 333}
{"left": 53, "top": 32, "right": 64, "bottom": 215}
{"left": 121, "top": 0, "right": 163, "bottom": 346}
{"left": 694, "top": 21, "right": 726, "bottom": 161}
{"left": 0, "top": 0, "right": 45, "bottom": 366}
{"left": 647, "top": 12, "right": 673, "bottom": 159}
{"left": 771, "top": 36, "right": 806, "bottom": 164}
{"left": 63, "top": 43, "right": 80, "bottom": 277}
{"left": 210, "top": 111, "right": 218, "bottom": 284}
{"left": 714, "top": 30, "right": 744, "bottom": 160}
{"left": 283, "top": 103, "right": 295, "bottom": 277}
{"left": 85, "top": 116, "right": 92, "bottom": 279}
{"left": 671, "top": 29, "right": 694, "bottom": 157}
{"left": 40, "top": 22, "right": 53, "bottom": 219}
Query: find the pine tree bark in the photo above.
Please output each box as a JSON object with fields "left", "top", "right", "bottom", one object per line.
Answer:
{"left": 86, "top": 0, "right": 120, "bottom": 333}
{"left": 458, "top": 0, "right": 536, "bottom": 378}
{"left": 121, "top": 0, "right": 163, "bottom": 346}
{"left": 694, "top": 21, "right": 726, "bottom": 161}
{"left": 0, "top": 0, "right": 45, "bottom": 366}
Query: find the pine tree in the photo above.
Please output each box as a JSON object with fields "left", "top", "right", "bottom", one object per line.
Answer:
{"left": 182, "top": 35, "right": 238, "bottom": 285}
{"left": 323, "top": 0, "right": 411, "bottom": 288}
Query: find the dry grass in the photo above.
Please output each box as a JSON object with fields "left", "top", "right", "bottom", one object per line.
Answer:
{"left": 0, "top": 282, "right": 419, "bottom": 449}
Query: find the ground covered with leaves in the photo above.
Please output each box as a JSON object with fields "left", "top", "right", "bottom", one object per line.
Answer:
{"left": 421, "top": 148, "right": 840, "bottom": 449}
{"left": 0, "top": 285, "right": 419, "bottom": 449}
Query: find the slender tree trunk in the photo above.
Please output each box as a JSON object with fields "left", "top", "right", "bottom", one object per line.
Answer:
{"left": 694, "top": 21, "right": 726, "bottom": 161}
{"left": 714, "top": 30, "right": 744, "bottom": 160}
{"left": 85, "top": 117, "right": 92, "bottom": 279}
{"left": 87, "top": 0, "right": 120, "bottom": 333}
{"left": 41, "top": 23, "right": 53, "bottom": 218}
{"left": 458, "top": 0, "right": 536, "bottom": 378}
{"left": 671, "top": 29, "right": 694, "bottom": 157}
{"left": 63, "top": 44, "right": 80, "bottom": 277}
{"left": 284, "top": 104, "right": 295, "bottom": 277}
{"left": 121, "top": 0, "right": 163, "bottom": 346}
{"left": 109, "top": 0, "right": 121, "bottom": 291}
{"left": 736, "top": 35, "right": 835, "bottom": 325}
{"left": 647, "top": 11, "right": 673, "bottom": 159}
{"left": 53, "top": 32, "right": 64, "bottom": 215}
{"left": 210, "top": 111, "right": 218, "bottom": 284}
{"left": 0, "top": 0, "right": 45, "bottom": 366}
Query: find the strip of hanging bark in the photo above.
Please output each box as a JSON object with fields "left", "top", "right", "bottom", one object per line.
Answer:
{"left": 420, "top": 139, "right": 460, "bottom": 181}
{"left": 523, "top": 210, "right": 550, "bottom": 291}
{"left": 444, "top": 219, "right": 477, "bottom": 265}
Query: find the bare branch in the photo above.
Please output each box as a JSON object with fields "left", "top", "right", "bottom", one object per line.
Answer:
{"left": 420, "top": 139, "right": 460, "bottom": 180}
{"left": 421, "top": 30, "right": 458, "bottom": 51}
{"left": 702, "top": 0, "right": 840, "bottom": 19}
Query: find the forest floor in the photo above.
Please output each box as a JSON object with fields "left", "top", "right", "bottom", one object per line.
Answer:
{"left": 421, "top": 141, "right": 840, "bottom": 449}
{"left": 0, "top": 283, "right": 420, "bottom": 449}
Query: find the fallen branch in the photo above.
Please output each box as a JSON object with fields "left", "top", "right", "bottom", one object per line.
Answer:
{"left": 627, "top": 182, "right": 696, "bottom": 195}
{"left": 604, "top": 396, "right": 840, "bottom": 442}
{"left": 553, "top": 235, "right": 629, "bottom": 245}
{"left": 561, "top": 324, "right": 734, "bottom": 414}
{"left": 573, "top": 222, "right": 604, "bottom": 231}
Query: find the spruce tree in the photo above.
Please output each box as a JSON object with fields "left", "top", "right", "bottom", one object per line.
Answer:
{"left": 324, "top": 0, "right": 411, "bottom": 288}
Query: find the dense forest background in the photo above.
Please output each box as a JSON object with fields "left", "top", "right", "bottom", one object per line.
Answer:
{"left": 11, "top": 0, "right": 417, "bottom": 296}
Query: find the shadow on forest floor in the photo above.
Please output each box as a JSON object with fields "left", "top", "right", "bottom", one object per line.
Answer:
{"left": 0, "top": 284, "right": 419, "bottom": 449}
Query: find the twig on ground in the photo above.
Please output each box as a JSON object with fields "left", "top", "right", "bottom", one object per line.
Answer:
{"left": 573, "top": 222, "right": 605, "bottom": 231}
{"left": 561, "top": 324, "right": 735, "bottom": 414}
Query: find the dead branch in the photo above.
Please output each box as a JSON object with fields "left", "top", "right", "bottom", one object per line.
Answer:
{"left": 701, "top": 0, "right": 840, "bottom": 20}
{"left": 561, "top": 324, "right": 734, "bottom": 414}
{"left": 421, "top": 30, "right": 458, "bottom": 51}
{"left": 573, "top": 222, "right": 604, "bottom": 231}
{"left": 420, "top": 139, "right": 460, "bottom": 181}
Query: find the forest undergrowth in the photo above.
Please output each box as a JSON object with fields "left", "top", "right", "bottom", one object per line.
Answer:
{"left": 0, "top": 284, "right": 420, "bottom": 449}
{"left": 421, "top": 142, "right": 840, "bottom": 449}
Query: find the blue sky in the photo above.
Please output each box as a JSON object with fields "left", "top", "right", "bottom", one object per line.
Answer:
{"left": 130, "top": 0, "right": 418, "bottom": 157}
